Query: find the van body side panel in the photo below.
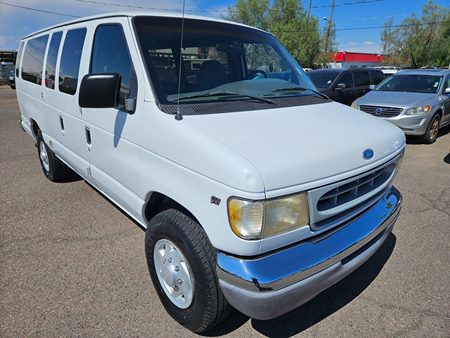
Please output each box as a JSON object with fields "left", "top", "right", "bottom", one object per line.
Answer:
{"left": 80, "top": 18, "right": 145, "bottom": 220}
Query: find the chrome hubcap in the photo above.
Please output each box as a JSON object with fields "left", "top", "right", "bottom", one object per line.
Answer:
{"left": 39, "top": 141, "right": 50, "bottom": 172}
{"left": 430, "top": 118, "right": 439, "bottom": 140}
{"left": 154, "top": 239, "right": 194, "bottom": 309}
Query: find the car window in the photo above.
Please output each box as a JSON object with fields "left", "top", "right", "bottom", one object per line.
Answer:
{"left": 353, "top": 71, "right": 370, "bottom": 87}
{"left": 59, "top": 28, "right": 86, "bottom": 95}
{"left": 21, "top": 35, "right": 49, "bottom": 85}
{"left": 370, "top": 70, "right": 384, "bottom": 85}
{"left": 442, "top": 75, "right": 450, "bottom": 93}
{"left": 15, "top": 42, "right": 25, "bottom": 77}
{"left": 337, "top": 72, "right": 353, "bottom": 88}
{"left": 307, "top": 71, "right": 340, "bottom": 89}
{"left": 91, "top": 24, "right": 137, "bottom": 109}
{"left": 45, "top": 32, "right": 63, "bottom": 90}
{"left": 376, "top": 74, "right": 443, "bottom": 94}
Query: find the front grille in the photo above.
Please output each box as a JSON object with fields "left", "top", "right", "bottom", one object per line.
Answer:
{"left": 359, "top": 105, "right": 403, "bottom": 117}
{"left": 317, "top": 164, "right": 395, "bottom": 211}
{"left": 308, "top": 154, "right": 401, "bottom": 231}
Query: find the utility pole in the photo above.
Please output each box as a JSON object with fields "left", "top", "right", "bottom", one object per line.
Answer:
{"left": 323, "top": 0, "right": 335, "bottom": 67}
{"left": 307, "top": 0, "right": 312, "bottom": 17}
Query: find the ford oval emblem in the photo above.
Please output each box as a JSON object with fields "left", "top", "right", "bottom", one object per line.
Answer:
{"left": 363, "top": 149, "right": 374, "bottom": 160}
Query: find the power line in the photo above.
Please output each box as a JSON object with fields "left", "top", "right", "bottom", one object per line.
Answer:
{"left": 310, "top": 0, "right": 384, "bottom": 9}
{"left": 1, "top": 0, "right": 447, "bottom": 34}
{"left": 0, "top": 1, "right": 81, "bottom": 18}
{"left": 71, "top": 0, "right": 384, "bottom": 12}
{"left": 271, "top": 20, "right": 450, "bottom": 33}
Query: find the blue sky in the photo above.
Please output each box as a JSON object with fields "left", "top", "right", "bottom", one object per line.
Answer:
{"left": 0, "top": 0, "right": 448, "bottom": 54}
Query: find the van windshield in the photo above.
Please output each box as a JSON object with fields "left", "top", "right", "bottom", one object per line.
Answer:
{"left": 133, "top": 16, "right": 319, "bottom": 107}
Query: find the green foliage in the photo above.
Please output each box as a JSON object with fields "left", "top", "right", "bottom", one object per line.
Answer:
{"left": 382, "top": 0, "right": 450, "bottom": 68}
{"left": 226, "top": 0, "right": 335, "bottom": 67}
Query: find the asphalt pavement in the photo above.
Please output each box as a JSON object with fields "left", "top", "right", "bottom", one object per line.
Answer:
{"left": 1, "top": 86, "right": 449, "bottom": 337}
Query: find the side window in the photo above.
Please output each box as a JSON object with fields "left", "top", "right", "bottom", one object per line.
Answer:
{"left": 370, "top": 70, "right": 385, "bottom": 85}
{"left": 353, "top": 71, "right": 370, "bottom": 87}
{"left": 21, "top": 35, "right": 49, "bottom": 85}
{"left": 15, "top": 42, "right": 25, "bottom": 77}
{"left": 90, "top": 24, "right": 137, "bottom": 109}
{"left": 337, "top": 72, "right": 353, "bottom": 88}
{"left": 59, "top": 28, "right": 86, "bottom": 95}
{"left": 45, "top": 32, "right": 63, "bottom": 89}
{"left": 442, "top": 75, "right": 450, "bottom": 93}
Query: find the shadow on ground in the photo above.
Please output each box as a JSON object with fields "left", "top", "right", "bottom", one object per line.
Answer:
{"left": 205, "top": 234, "right": 397, "bottom": 337}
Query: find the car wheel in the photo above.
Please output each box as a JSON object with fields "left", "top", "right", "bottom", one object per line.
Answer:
{"left": 145, "top": 209, "right": 230, "bottom": 333}
{"left": 421, "top": 114, "right": 441, "bottom": 144}
{"left": 36, "top": 130, "right": 69, "bottom": 181}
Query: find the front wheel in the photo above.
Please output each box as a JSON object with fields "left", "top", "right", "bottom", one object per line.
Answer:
{"left": 421, "top": 114, "right": 441, "bottom": 144}
{"left": 145, "top": 209, "right": 230, "bottom": 333}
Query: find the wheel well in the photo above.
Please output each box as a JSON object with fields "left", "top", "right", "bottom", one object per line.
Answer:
{"left": 30, "top": 119, "right": 40, "bottom": 138}
{"left": 144, "top": 192, "right": 200, "bottom": 225}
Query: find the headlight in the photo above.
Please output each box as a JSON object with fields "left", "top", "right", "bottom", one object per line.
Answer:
{"left": 404, "top": 105, "right": 432, "bottom": 115}
{"left": 351, "top": 101, "right": 358, "bottom": 109}
{"left": 228, "top": 193, "right": 309, "bottom": 240}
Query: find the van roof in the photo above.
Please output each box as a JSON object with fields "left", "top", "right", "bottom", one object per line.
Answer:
{"left": 22, "top": 11, "right": 266, "bottom": 40}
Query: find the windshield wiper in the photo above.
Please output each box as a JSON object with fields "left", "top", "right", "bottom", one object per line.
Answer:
{"left": 271, "top": 86, "right": 329, "bottom": 100}
{"left": 168, "top": 91, "right": 274, "bottom": 104}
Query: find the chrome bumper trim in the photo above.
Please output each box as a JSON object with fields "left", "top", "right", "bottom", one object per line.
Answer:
{"left": 217, "top": 187, "right": 402, "bottom": 292}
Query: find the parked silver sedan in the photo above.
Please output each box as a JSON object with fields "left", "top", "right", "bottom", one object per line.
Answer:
{"left": 352, "top": 69, "right": 450, "bottom": 143}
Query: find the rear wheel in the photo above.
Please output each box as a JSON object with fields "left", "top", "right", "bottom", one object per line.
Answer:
{"left": 145, "top": 209, "right": 230, "bottom": 333}
{"left": 36, "top": 130, "right": 69, "bottom": 181}
{"left": 421, "top": 114, "right": 441, "bottom": 144}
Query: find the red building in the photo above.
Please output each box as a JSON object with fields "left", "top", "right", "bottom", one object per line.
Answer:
{"left": 329, "top": 51, "right": 385, "bottom": 68}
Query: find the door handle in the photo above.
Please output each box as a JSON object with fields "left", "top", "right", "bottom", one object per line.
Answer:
{"left": 85, "top": 126, "right": 91, "bottom": 146}
{"left": 59, "top": 115, "right": 64, "bottom": 132}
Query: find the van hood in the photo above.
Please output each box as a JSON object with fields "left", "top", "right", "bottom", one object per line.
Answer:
{"left": 183, "top": 101, "right": 405, "bottom": 192}
{"left": 356, "top": 91, "right": 435, "bottom": 108}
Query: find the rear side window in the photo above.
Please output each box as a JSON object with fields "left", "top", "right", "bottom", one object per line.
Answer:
{"left": 90, "top": 24, "right": 137, "bottom": 109}
{"left": 59, "top": 28, "right": 86, "bottom": 95}
{"left": 353, "top": 71, "right": 370, "bottom": 87}
{"left": 15, "top": 42, "right": 25, "bottom": 77}
{"left": 45, "top": 32, "right": 63, "bottom": 89}
{"left": 370, "top": 70, "right": 385, "bottom": 85}
{"left": 21, "top": 35, "right": 49, "bottom": 85}
{"left": 337, "top": 72, "right": 353, "bottom": 88}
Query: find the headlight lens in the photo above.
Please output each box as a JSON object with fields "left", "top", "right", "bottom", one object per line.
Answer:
{"left": 404, "top": 105, "right": 432, "bottom": 115}
{"left": 351, "top": 101, "right": 358, "bottom": 109}
{"left": 228, "top": 193, "right": 309, "bottom": 240}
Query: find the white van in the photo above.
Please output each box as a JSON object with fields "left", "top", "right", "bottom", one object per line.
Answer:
{"left": 16, "top": 12, "right": 405, "bottom": 333}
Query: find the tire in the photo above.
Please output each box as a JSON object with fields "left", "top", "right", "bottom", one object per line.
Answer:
{"left": 421, "top": 114, "right": 441, "bottom": 144}
{"left": 36, "top": 130, "right": 69, "bottom": 181}
{"left": 145, "top": 209, "right": 230, "bottom": 333}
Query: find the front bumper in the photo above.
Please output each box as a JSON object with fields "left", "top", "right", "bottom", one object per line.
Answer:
{"left": 217, "top": 186, "right": 402, "bottom": 320}
{"left": 381, "top": 115, "right": 431, "bottom": 135}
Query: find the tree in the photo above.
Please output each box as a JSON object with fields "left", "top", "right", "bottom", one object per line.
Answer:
{"left": 381, "top": 0, "right": 450, "bottom": 68}
{"left": 226, "top": 0, "right": 334, "bottom": 68}
{"left": 227, "top": 0, "right": 270, "bottom": 31}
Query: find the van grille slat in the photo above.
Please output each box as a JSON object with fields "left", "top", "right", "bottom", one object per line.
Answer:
{"left": 317, "top": 164, "right": 395, "bottom": 212}
{"left": 359, "top": 105, "right": 403, "bottom": 117}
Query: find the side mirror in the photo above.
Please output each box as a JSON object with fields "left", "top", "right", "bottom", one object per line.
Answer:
{"left": 79, "top": 73, "right": 121, "bottom": 109}
{"left": 444, "top": 87, "right": 450, "bottom": 94}
{"left": 335, "top": 83, "right": 346, "bottom": 90}
{"left": 369, "top": 84, "right": 376, "bottom": 90}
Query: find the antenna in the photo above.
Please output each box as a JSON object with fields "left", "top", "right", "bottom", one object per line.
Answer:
{"left": 175, "top": 0, "right": 186, "bottom": 121}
